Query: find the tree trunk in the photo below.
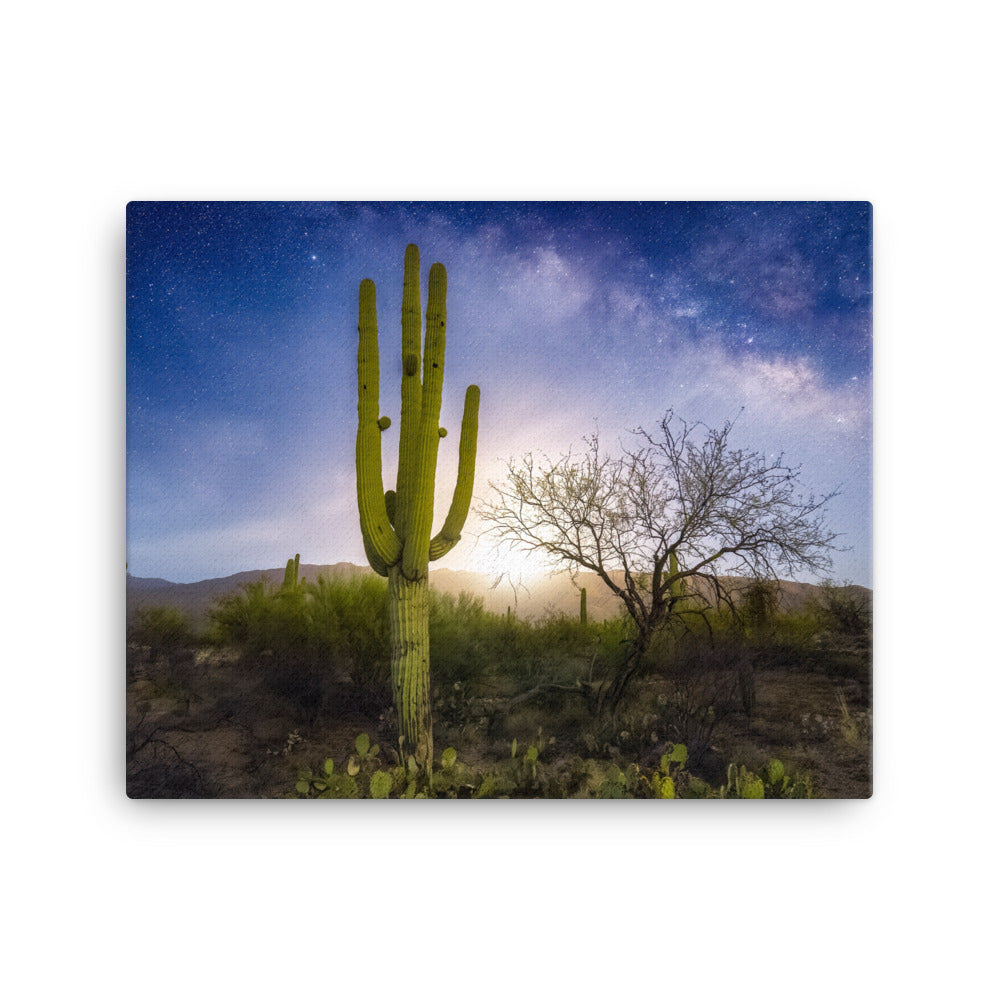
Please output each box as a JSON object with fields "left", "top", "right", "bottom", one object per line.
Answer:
{"left": 599, "top": 630, "right": 652, "bottom": 718}
{"left": 388, "top": 565, "right": 433, "bottom": 771}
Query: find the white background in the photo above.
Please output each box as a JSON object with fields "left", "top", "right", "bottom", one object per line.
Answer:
{"left": 4, "top": 2, "right": 996, "bottom": 997}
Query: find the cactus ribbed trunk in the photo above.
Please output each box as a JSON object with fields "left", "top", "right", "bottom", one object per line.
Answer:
{"left": 388, "top": 565, "right": 433, "bottom": 768}
{"left": 355, "top": 245, "right": 480, "bottom": 774}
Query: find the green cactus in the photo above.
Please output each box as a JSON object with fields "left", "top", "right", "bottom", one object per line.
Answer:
{"left": 356, "top": 244, "right": 480, "bottom": 772}
{"left": 723, "top": 763, "right": 766, "bottom": 799}
{"left": 369, "top": 770, "right": 393, "bottom": 799}
{"left": 281, "top": 553, "right": 301, "bottom": 591}
{"left": 668, "top": 550, "right": 685, "bottom": 601}
{"left": 580, "top": 587, "right": 587, "bottom": 626}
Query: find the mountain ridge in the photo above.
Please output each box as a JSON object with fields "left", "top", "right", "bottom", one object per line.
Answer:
{"left": 126, "top": 563, "right": 870, "bottom": 626}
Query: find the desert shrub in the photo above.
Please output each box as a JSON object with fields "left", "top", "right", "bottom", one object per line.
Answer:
{"left": 811, "top": 579, "right": 872, "bottom": 644}
{"left": 488, "top": 610, "right": 607, "bottom": 694}
{"left": 429, "top": 590, "right": 496, "bottom": 691}
{"left": 126, "top": 705, "right": 210, "bottom": 798}
{"left": 836, "top": 689, "right": 873, "bottom": 749}
{"left": 769, "top": 610, "right": 824, "bottom": 653}
{"left": 213, "top": 579, "right": 319, "bottom": 713}
{"left": 308, "top": 574, "right": 390, "bottom": 704}
{"left": 532, "top": 613, "right": 600, "bottom": 679}
{"left": 739, "top": 579, "right": 780, "bottom": 635}
{"left": 129, "top": 605, "right": 197, "bottom": 662}
{"left": 429, "top": 594, "right": 605, "bottom": 723}
{"left": 706, "top": 592, "right": 843, "bottom": 676}
{"left": 264, "top": 587, "right": 313, "bottom": 664}
{"left": 127, "top": 605, "right": 201, "bottom": 687}
{"left": 764, "top": 581, "right": 872, "bottom": 682}
{"left": 127, "top": 753, "right": 210, "bottom": 798}
{"left": 209, "top": 579, "right": 288, "bottom": 657}
{"left": 209, "top": 574, "right": 390, "bottom": 717}
{"left": 648, "top": 633, "right": 751, "bottom": 761}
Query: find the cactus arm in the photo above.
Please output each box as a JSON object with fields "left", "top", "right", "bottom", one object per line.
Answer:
{"left": 356, "top": 278, "right": 402, "bottom": 571}
{"left": 282, "top": 553, "right": 301, "bottom": 589}
{"left": 362, "top": 534, "right": 389, "bottom": 578}
{"left": 361, "top": 491, "right": 397, "bottom": 577}
{"left": 401, "top": 262, "right": 448, "bottom": 580}
{"left": 430, "top": 384, "right": 481, "bottom": 561}
{"left": 384, "top": 489, "right": 397, "bottom": 529}
{"left": 395, "top": 244, "right": 423, "bottom": 546}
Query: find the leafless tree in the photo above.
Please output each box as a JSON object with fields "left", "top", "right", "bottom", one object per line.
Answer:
{"left": 479, "top": 410, "right": 839, "bottom": 713}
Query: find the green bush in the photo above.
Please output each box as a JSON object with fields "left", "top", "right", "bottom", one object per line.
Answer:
{"left": 811, "top": 580, "right": 872, "bottom": 643}
{"left": 429, "top": 590, "right": 495, "bottom": 691}
{"left": 307, "top": 574, "right": 390, "bottom": 700}
{"left": 485, "top": 610, "right": 608, "bottom": 693}
{"left": 209, "top": 579, "right": 290, "bottom": 658}
{"left": 127, "top": 606, "right": 200, "bottom": 686}
{"left": 129, "top": 605, "right": 197, "bottom": 662}
{"left": 209, "top": 572, "right": 391, "bottom": 716}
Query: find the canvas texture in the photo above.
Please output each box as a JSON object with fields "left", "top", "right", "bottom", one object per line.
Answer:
{"left": 126, "top": 202, "right": 873, "bottom": 799}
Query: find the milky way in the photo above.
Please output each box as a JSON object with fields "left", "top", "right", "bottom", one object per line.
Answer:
{"left": 127, "top": 202, "right": 872, "bottom": 585}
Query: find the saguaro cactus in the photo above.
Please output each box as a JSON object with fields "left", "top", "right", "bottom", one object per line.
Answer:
{"left": 281, "top": 553, "right": 301, "bottom": 591}
{"left": 579, "top": 587, "right": 588, "bottom": 626}
{"left": 356, "top": 244, "right": 480, "bottom": 771}
{"left": 668, "top": 551, "right": 685, "bottom": 601}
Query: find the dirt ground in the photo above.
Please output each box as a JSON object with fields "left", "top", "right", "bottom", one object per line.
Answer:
{"left": 126, "top": 650, "right": 377, "bottom": 798}
{"left": 708, "top": 669, "right": 872, "bottom": 798}
{"left": 125, "top": 649, "right": 872, "bottom": 799}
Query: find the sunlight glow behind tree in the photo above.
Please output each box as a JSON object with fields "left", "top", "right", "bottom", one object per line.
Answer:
{"left": 479, "top": 410, "right": 838, "bottom": 711}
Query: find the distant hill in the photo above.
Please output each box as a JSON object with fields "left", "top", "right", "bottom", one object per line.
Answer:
{"left": 125, "top": 563, "right": 368, "bottom": 625}
{"left": 126, "top": 563, "right": 870, "bottom": 627}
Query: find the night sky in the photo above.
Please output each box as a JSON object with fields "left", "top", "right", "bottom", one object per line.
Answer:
{"left": 126, "top": 201, "right": 872, "bottom": 586}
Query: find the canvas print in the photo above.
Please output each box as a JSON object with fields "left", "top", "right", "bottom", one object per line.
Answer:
{"left": 126, "top": 201, "right": 872, "bottom": 798}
